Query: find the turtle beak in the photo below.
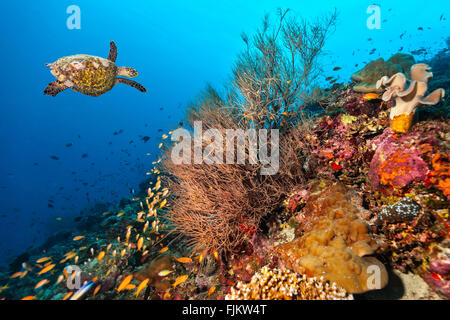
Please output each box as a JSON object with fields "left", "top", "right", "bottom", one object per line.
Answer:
{"left": 46, "top": 63, "right": 52, "bottom": 68}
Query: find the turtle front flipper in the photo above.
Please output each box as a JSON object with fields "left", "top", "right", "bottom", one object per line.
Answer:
{"left": 44, "top": 81, "right": 68, "bottom": 96}
{"left": 115, "top": 78, "right": 147, "bottom": 93}
{"left": 108, "top": 41, "right": 117, "bottom": 62}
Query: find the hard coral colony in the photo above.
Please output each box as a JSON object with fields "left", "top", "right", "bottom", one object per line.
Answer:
{"left": 1, "top": 8, "right": 449, "bottom": 302}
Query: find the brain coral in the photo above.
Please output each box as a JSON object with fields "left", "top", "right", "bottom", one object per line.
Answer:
{"left": 275, "top": 180, "right": 388, "bottom": 294}
{"left": 225, "top": 266, "right": 352, "bottom": 300}
{"left": 351, "top": 53, "right": 415, "bottom": 93}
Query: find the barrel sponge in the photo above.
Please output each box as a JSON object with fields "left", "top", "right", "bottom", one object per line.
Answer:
{"left": 275, "top": 180, "right": 388, "bottom": 293}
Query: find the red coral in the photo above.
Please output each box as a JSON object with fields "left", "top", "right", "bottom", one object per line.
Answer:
{"left": 369, "top": 128, "right": 429, "bottom": 189}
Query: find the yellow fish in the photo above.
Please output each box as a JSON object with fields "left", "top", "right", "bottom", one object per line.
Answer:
{"left": 73, "top": 235, "right": 85, "bottom": 241}
{"left": 21, "top": 296, "right": 37, "bottom": 300}
{"left": 363, "top": 92, "right": 379, "bottom": 100}
{"left": 34, "top": 279, "right": 50, "bottom": 290}
{"left": 135, "top": 278, "right": 150, "bottom": 297}
{"left": 172, "top": 275, "right": 188, "bottom": 288}
{"left": 159, "top": 199, "right": 167, "bottom": 209}
{"left": 37, "top": 264, "right": 55, "bottom": 275}
{"left": 175, "top": 257, "right": 192, "bottom": 264}
{"left": 117, "top": 275, "right": 133, "bottom": 292}
{"left": 157, "top": 270, "right": 173, "bottom": 277}
{"left": 162, "top": 134, "right": 168, "bottom": 139}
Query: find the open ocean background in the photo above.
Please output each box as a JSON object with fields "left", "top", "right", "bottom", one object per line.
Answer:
{"left": 0, "top": 0, "right": 448, "bottom": 269}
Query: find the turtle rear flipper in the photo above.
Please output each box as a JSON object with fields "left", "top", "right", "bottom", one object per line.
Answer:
{"left": 115, "top": 78, "right": 146, "bottom": 93}
{"left": 108, "top": 41, "right": 117, "bottom": 62}
{"left": 44, "top": 81, "right": 68, "bottom": 96}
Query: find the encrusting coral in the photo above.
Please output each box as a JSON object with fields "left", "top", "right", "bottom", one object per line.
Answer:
{"left": 275, "top": 180, "right": 388, "bottom": 294}
{"left": 225, "top": 266, "right": 352, "bottom": 300}
{"left": 376, "top": 63, "right": 445, "bottom": 133}
{"left": 351, "top": 53, "right": 415, "bottom": 93}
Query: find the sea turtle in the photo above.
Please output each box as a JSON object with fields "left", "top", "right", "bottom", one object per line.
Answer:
{"left": 44, "top": 41, "right": 146, "bottom": 97}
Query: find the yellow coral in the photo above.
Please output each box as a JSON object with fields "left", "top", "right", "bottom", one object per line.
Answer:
{"left": 341, "top": 114, "right": 357, "bottom": 125}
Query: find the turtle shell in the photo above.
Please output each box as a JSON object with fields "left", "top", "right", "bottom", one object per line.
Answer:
{"left": 52, "top": 54, "right": 117, "bottom": 96}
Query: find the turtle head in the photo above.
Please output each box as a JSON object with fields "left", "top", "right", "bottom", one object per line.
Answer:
{"left": 117, "top": 67, "right": 138, "bottom": 78}
{"left": 46, "top": 62, "right": 62, "bottom": 78}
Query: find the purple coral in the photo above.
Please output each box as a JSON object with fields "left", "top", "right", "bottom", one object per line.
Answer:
{"left": 368, "top": 128, "right": 429, "bottom": 189}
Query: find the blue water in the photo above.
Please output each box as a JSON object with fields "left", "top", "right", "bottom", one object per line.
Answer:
{"left": 0, "top": 0, "right": 448, "bottom": 268}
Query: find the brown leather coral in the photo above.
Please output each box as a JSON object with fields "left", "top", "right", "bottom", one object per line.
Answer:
{"left": 275, "top": 180, "right": 388, "bottom": 294}
{"left": 376, "top": 63, "right": 445, "bottom": 133}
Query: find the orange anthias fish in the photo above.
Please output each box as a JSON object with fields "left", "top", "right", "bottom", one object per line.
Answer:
{"left": 73, "top": 235, "right": 85, "bottom": 241}
{"left": 34, "top": 279, "right": 50, "bottom": 289}
{"left": 37, "top": 264, "right": 55, "bottom": 275}
{"left": 159, "top": 247, "right": 169, "bottom": 253}
{"left": 135, "top": 278, "right": 150, "bottom": 297}
{"left": 36, "top": 257, "right": 52, "bottom": 264}
{"left": 97, "top": 251, "right": 106, "bottom": 261}
{"left": 21, "top": 296, "right": 37, "bottom": 300}
{"left": 172, "top": 275, "right": 188, "bottom": 288}
{"left": 10, "top": 271, "right": 24, "bottom": 279}
{"left": 117, "top": 275, "right": 133, "bottom": 292}
{"left": 93, "top": 285, "right": 101, "bottom": 296}
{"left": 175, "top": 257, "right": 192, "bottom": 264}
{"left": 137, "top": 237, "right": 144, "bottom": 251}
{"left": 62, "top": 292, "right": 73, "bottom": 300}
{"left": 363, "top": 92, "right": 380, "bottom": 100}
{"left": 207, "top": 286, "right": 216, "bottom": 296}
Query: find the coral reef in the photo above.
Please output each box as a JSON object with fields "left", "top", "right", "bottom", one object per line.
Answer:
{"left": 422, "top": 239, "right": 450, "bottom": 299}
{"left": 378, "top": 197, "right": 422, "bottom": 223}
{"left": 369, "top": 128, "right": 429, "bottom": 189}
{"left": 377, "top": 63, "right": 445, "bottom": 133}
{"left": 369, "top": 121, "right": 449, "bottom": 197}
{"left": 275, "top": 180, "right": 388, "bottom": 294}
{"left": 351, "top": 53, "right": 415, "bottom": 93}
{"left": 225, "top": 266, "right": 352, "bottom": 300}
